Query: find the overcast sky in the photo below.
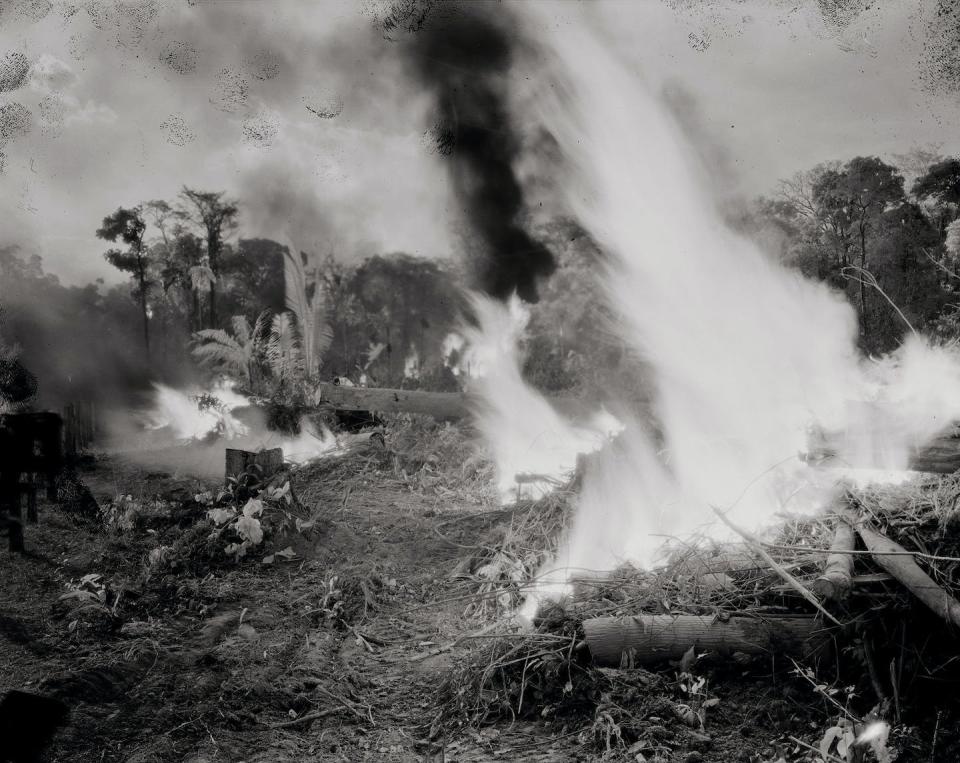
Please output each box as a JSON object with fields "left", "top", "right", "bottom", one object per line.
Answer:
{"left": 1, "top": 0, "right": 958, "bottom": 287}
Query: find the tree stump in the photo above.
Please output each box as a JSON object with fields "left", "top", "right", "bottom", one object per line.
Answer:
{"left": 225, "top": 448, "right": 284, "bottom": 485}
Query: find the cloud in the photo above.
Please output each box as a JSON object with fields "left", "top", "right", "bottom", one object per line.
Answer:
{"left": 63, "top": 98, "right": 117, "bottom": 126}
{"left": 27, "top": 53, "right": 76, "bottom": 93}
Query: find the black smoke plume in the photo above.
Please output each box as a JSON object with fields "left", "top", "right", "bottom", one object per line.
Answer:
{"left": 403, "top": 4, "right": 555, "bottom": 302}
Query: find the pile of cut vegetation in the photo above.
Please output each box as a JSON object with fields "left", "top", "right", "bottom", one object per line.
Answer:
{"left": 439, "top": 474, "right": 960, "bottom": 761}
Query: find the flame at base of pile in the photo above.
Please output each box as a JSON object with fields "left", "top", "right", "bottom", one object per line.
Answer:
{"left": 107, "top": 380, "right": 341, "bottom": 478}
{"left": 460, "top": 6, "right": 960, "bottom": 624}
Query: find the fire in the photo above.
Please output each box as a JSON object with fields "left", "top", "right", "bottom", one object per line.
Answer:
{"left": 465, "top": 4, "right": 960, "bottom": 618}
{"left": 142, "top": 379, "right": 337, "bottom": 467}
{"left": 461, "top": 294, "right": 622, "bottom": 503}
{"left": 146, "top": 380, "right": 250, "bottom": 440}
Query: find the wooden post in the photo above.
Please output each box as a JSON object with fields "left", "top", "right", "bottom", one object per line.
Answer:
{"left": 225, "top": 448, "right": 284, "bottom": 485}
{"left": 24, "top": 480, "right": 37, "bottom": 524}
{"left": 582, "top": 614, "right": 825, "bottom": 667}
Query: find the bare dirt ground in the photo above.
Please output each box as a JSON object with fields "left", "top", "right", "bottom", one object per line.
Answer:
{"left": 2, "top": 445, "right": 573, "bottom": 762}
{"left": 2, "top": 436, "right": 952, "bottom": 762}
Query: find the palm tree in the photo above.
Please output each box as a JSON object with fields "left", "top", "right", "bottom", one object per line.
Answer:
{"left": 265, "top": 312, "right": 302, "bottom": 386}
{"left": 281, "top": 240, "right": 332, "bottom": 380}
{"left": 192, "top": 312, "right": 269, "bottom": 392}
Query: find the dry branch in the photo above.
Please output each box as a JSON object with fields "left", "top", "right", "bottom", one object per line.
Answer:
{"left": 850, "top": 516, "right": 960, "bottom": 628}
{"left": 582, "top": 614, "right": 824, "bottom": 667}
{"left": 711, "top": 506, "right": 842, "bottom": 626}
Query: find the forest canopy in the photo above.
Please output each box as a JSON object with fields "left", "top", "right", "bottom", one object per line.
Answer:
{"left": 5, "top": 152, "right": 960, "bottom": 412}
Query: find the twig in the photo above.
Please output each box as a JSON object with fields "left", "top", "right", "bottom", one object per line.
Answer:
{"left": 762, "top": 542, "right": 960, "bottom": 564}
{"left": 788, "top": 735, "right": 847, "bottom": 763}
{"left": 408, "top": 620, "right": 505, "bottom": 662}
{"left": 314, "top": 685, "right": 369, "bottom": 722}
{"left": 922, "top": 247, "right": 960, "bottom": 282}
{"left": 268, "top": 706, "right": 349, "bottom": 729}
{"left": 931, "top": 710, "right": 942, "bottom": 762}
{"left": 711, "top": 506, "right": 842, "bottom": 626}
{"left": 862, "top": 637, "right": 889, "bottom": 710}
{"left": 841, "top": 265, "right": 918, "bottom": 336}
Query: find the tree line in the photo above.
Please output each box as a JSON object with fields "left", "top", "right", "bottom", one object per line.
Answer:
{"left": 745, "top": 153, "right": 960, "bottom": 354}
{"left": 6, "top": 153, "right": 960, "bottom": 415}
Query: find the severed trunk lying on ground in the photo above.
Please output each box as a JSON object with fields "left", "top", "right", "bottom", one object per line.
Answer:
{"left": 811, "top": 520, "right": 856, "bottom": 601}
{"left": 315, "top": 382, "right": 597, "bottom": 422}
{"left": 582, "top": 614, "right": 826, "bottom": 667}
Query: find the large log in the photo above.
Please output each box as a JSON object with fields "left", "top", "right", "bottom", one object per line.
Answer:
{"left": 314, "top": 382, "right": 593, "bottom": 422}
{"left": 909, "top": 426, "right": 960, "bottom": 473}
{"left": 582, "top": 614, "right": 825, "bottom": 667}
{"left": 809, "top": 406, "right": 960, "bottom": 475}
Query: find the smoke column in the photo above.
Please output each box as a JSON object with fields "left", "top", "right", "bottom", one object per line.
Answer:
{"left": 425, "top": 3, "right": 960, "bottom": 616}
{"left": 403, "top": 4, "right": 554, "bottom": 303}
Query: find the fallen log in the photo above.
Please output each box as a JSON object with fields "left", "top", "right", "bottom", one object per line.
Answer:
{"left": 811, "top": 519, "right": 856, "bottom": 601}
{"left": 582, "top": 614, "right": 825, "bottom": 667}
{"left": 849, "top": 517, "right": 960, "bottom": 628}
{"left": 808, "top": 412, "right": 960, "bottom": 475}
{"left": 314, "top": 382, "right": 593, "bottom": 422}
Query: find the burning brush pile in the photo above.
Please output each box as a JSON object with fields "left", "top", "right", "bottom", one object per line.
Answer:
{"left": 438, "top": 471, "right": 960, "bottom": 761}
{"left": 397, "top": 7, "right": 960, "bottom": 759}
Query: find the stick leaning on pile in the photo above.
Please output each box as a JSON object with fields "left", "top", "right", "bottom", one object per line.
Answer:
{"left": 835, "top": 504, "right": 960, "bottom": 628}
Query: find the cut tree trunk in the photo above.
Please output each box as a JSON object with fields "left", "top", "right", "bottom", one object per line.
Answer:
{"left": 909, "top": 429, "right": 960, "bottom": 474}
{"left": 314, "top": 383, "right": 592, "bottom": 422}
{"left": 582, "top": 614, "right": 825, "bottom": 667}
{"left": 811, "top": 519, "right": 856, "bottom": 601}
{"left": 810, "top": 410, "right": 960, "bottom": 475}
{"left": 225, "top": 448, "right": 284, "bottom": 485}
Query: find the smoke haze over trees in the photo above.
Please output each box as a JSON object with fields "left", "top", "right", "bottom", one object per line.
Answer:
{"left": 9, "top": 146, "right": 960, "bottom": 413}
{"left": 746, "top": 154, "right": 960, "bottom": 354}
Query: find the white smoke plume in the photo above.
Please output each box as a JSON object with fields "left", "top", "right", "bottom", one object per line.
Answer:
{"left": 451, "top": 3, "right": 960, "bottom": 613}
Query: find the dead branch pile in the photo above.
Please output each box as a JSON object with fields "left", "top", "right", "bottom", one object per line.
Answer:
{"left": 440, "top": 473, "right": 960, "bottom": 755}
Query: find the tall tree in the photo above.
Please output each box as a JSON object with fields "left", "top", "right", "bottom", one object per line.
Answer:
{"left": 97, "top": 206, "right": 152, "bottom": 359}
{"left": 868, "top": 202, "right": 943, "bottom": 350}
{"left": 178, "top": 188, "right": 239, "bottom": 328}
{"left": 812, "top": 157, "right": 905, "bottom": 344}
{"left": 912, "top": 158, "right": 960, "bottom": 238}
{"left": 912, "top": 158, "right": 960, "bottom": 209}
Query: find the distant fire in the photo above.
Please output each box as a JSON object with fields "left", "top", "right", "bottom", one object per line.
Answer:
{"left": 146, "top": 380, "right": 250, "bottom": 440}
{"left": 142, "top": 379, "right": 337, "bottom": 468}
